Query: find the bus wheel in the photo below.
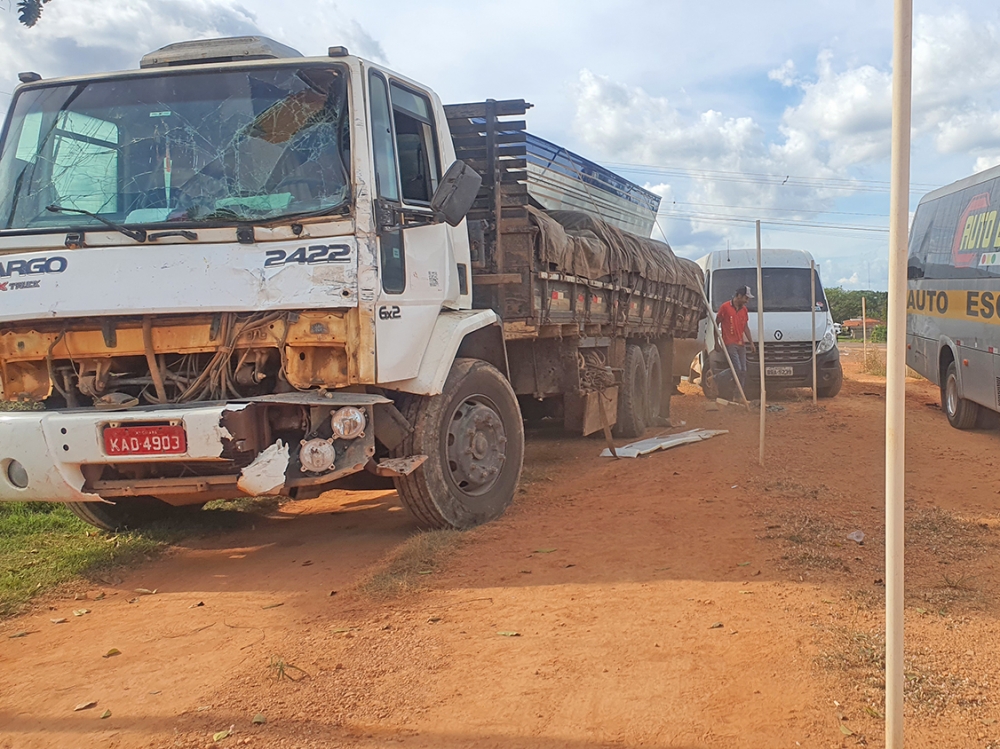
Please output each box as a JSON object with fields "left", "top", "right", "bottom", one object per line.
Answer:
{"left": 943, "top": 361, "right": 979, "bottom": 429}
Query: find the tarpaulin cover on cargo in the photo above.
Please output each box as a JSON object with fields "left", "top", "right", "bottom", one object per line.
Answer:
{"left": 529, "top": 207, "right": 704, "bottom": 296}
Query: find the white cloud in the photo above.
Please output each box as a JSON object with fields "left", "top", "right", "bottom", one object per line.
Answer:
{"left": 571, "top": 68, "right": 844, "bottom": 245}
{"left": 778, "top": 50, "right": 891, "bottom": 169}
{"left": 778, "top": 10, "right": 1000, "bottom": 172}
{"left": 768, "top": 60, "right": 797, "bottom": 88}
{"left": 0, "top": 0, "right": 386, "bottom": 108}
{"left": 839, "top": 272, "right": 860, "bottom": 286}
{"left": 0, "top": 0, "right": 260, "bottom": 97}
{"left": 973, "top": 154, "right": 1000, "bottom": 174}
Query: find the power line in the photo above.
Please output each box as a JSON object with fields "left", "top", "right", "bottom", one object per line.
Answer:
{"left": 665, "top": 199, "right": 889, "bottom": 219}
{"left": 603, "top": 159, "right": 941, "bottom": 190}
{"left": 602, "top": 160, "right": 937, "bottom": 195}
{"left": 657, "top": 208, "right": 890, "bottom": 235}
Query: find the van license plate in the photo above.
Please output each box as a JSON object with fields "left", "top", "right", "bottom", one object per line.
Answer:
{"left": 103, "top": 425, "right": 187, "bottom": 456}
{"left": 765, "top": 366, "right": 794, "bottom": 377}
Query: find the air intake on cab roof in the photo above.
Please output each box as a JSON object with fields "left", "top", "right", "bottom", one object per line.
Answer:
{"left": 140, "top": 36, "right": 303, "bottom": 69}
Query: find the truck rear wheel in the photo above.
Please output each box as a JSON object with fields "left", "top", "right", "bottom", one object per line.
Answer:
{"left": 943, "top": 361, "right": 979, "bottom": 429}
{"left": 393, "top": 358, "right": 524, "bottom": 529}
{"left": 641, "top": 343, "right": 662, "bottom": 423}
{"left": 614, "top": 344, "right": 647, "bottom": 438}
{"left": 66, "top": 496, "right": 193, "bottom": 531}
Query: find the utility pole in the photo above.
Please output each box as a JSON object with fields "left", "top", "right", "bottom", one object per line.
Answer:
{"left": 862, "top": 296, "right": 868, "bottom": 362}
{"left": 811, "top": 259, "right": 817, "bottom": 405}
{"left": 756, "top": 220, "right": 765, "bottom": 467}
{"left": 885, "top": 0, "right": 913, "bottom": 746}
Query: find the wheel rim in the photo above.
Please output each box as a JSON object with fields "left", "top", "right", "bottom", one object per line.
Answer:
{"left": 446, "top": 395, "right": 508, "bottom": 496}
{"left": 946, "top": 374, "right": 958, "bottom": 416}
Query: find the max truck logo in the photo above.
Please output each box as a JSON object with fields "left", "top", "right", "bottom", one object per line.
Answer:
{"left": 0, "top": 256, "right": 67, "bottom": 290}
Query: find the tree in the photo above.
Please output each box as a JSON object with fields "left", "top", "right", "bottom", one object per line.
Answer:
{"left": 824, "top": 287, "right": 888, "bottom": 324}
{"left": 17, "top": 0, "right": 50, "bottom": 27}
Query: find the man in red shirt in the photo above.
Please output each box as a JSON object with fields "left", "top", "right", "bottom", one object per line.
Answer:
{"left": 716, "top": 285, "right": 756, "bottom": 389}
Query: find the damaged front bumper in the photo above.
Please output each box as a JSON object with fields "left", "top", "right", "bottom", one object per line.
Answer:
{"left": 0, "top": 392, "right": 394, "bottom": 504}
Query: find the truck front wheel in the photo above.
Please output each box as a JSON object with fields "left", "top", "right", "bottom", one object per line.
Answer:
{"left": 66, "top": 496, "right": 197, "bottom": 531}
{"left": 394, "top": 358, "right": 524, "bottom": 529}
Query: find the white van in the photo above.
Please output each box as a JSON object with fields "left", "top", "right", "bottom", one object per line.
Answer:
{"left": 695, "top": 249, "right": 843, "bottom": 398}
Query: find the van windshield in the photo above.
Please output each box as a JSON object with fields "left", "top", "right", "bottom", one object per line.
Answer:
{"left": 0, "top": 64, "right": 351, "bottom": 232}
{"left": 712, "top": 267, "right": 827, "bottom": 313}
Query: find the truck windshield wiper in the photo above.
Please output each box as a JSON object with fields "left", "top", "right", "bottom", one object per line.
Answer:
{"left": 46, "top": 204, "right": 147, "bottom": 242}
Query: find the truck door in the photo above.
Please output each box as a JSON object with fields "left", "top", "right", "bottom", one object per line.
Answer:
{"left": 368, "top": 71, "right": 450, "bottom": 383}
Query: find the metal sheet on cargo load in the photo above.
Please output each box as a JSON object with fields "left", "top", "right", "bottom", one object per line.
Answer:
{"left": 526, "top": 133, "right": 660, "bottom": 238}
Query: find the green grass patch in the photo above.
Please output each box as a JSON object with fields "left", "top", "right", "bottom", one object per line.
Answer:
{"left": 0, "top": 497, "right": 282, "bottom": 617}
{"left": 0, "top": 503, "right": 158, "bottom": 616}
{"left": 358, "top": 530, "right": 462, "bottom": 599}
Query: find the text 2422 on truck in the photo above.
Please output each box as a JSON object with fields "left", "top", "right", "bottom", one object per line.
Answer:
{"left": 0, "top": 37, "right": 704, "bottom": 530}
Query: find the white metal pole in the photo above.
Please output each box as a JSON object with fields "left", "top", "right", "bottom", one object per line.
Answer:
{"left": 863, "top": 296, "right": 868, "bottom": 362}
{"left": 756, "top": 220, "right": 765, "bottom": 467}
{"left": 811, "top": 259, "right": 818, "bottom": 404}
{"left": 886, "top": 0, "right": 912, "bottom": 746}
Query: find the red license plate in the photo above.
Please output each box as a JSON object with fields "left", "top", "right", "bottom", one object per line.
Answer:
{"left": 103, "top": 425, "right": 187, "bottom": 456}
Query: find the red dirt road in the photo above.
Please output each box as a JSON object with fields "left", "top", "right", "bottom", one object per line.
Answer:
{"left": 3, "top": 353, "right": 1000, "bottom": 748}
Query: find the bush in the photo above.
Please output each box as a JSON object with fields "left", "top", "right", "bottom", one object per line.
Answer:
{"left": 862, "top": 348, "right": 887, "bottom": 377}
{"left": 870, "top": 325, "right": 887, "bottom": 343}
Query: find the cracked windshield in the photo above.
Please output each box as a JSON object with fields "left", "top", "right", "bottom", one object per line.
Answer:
{"left": 0, "top": 64, "right": 351, "bottom": 232}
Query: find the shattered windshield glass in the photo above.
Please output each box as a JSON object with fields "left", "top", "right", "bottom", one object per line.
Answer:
{"left": 0, "top": 64, "right": 351, "bottom": 232}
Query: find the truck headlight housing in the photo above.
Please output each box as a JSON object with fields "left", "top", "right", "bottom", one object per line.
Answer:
{"left": 331, "top": 407, "right": 366, "bottom": 440}
{"left": 817, "top": 327, "right": 837, "bottom": 355}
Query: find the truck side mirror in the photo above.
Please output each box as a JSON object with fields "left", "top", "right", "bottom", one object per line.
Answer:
{"left": 431, "top": 160, "right": 482, "bottom": 227}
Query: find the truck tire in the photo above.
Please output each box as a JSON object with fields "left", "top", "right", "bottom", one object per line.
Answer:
{"left": 393, "top": 358, "right": 524, "bottom": 529}
{"left": 614, "top": 344, "right": 647, "bottom": 438}
{"left": 66, "top": 496, "right": 191, "bottom": 531}
{"left": 943, "top": 361, "right": 979, "bottom": 429}
{"left": 641, "top": 343, "right": 662, "bottom": 422}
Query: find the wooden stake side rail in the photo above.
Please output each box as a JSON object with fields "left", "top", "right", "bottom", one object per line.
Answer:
{"left": 446, "top": 98, "right": 702, "bottom": 341}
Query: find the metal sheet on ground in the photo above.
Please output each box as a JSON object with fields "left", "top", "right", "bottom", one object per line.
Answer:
{"left": 600, "top": 428, "right": 728, "bottom": 458}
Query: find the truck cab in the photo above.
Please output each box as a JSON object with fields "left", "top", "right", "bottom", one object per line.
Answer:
{"left": 696, "top": 249, "right": 843, "bottom": 398}
{"left": 0, "top": 37, "right": 517, "bottom": 530}
{"left": 0, "top": 36, "right": 704, "bottom": 532}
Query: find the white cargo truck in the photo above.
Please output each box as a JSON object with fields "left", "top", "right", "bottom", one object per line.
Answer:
{"left": 0, "top": 37, "right": 704, "bottom": 530}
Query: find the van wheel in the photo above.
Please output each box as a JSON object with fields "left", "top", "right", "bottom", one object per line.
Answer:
{"left": 614, "top": 344, "right": 647, "bottom": 438}
{"left": 66, "top": 496, "right": 193, "bottom": 531}
{"left": 393, "top": 359, "right": 524, "bottom": 529}
{"left": 943, "top": 361, "right": 979, "bottom": 429}
{"left": 641, "top": 343, "right": 662, "bottom": 422}
{"left": 818, "top": 379, "right": 842, "bottom": 398}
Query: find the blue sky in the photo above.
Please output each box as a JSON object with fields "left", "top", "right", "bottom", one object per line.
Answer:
{"left": 4, "top": 0, "right": 1000, "bottom": 290}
